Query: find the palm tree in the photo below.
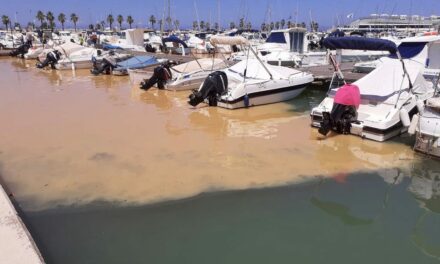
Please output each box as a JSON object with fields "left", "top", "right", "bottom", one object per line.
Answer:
{"left": 117, "top": 14, "right": 123, "bottom": 29}
{"left": 107, "top": 14, "right": 114, "bottom": 30}
{"left": 246, "top": 22, "right": 252, "bottom": 30}
{"left": 214, "top": 22, "right": 219, "bottom": 31}
{"left": 165, "top": 16, "right": 172, "bottom": 30}
{"left": 200, "top": 20, "right": 205, "bottom": 30}
{"left": 239, "top": 18, "right": 244, "bottom": 29}
{"left": 287, "top": 21, "right": 292, "bottom": 29}
{"left": 229, "top": 22, "right": 236, "bottom": 29}
{"left": 275, "top": 21, "right": 280, "bottom": 30}
{"left": 205, "top": 22, "right": 210, "bottom": 30}
{"left": 58, "top": 13, "right": 66, "bottom": 30}
{"left": 261, "top": 23, "right": 266, "bottom": 31}
{"left": 1, "top": 15, "right": 10, "bottom": 31}
{"left": 36, "top": 10, "right": 45, "bottom": 28}
{"left": 70, "top": 13, "right": 79, "bottom": 31}
{"left": 127, "top": 15, "right": 134, "bottom": 29}
{"left": 46, "top": 11, "right": 55, "bottom": 30}
{"left": 27, "top": 22, "right": 35, "bottom": 31}
{"left": 192, "top": 21, "right": 198, "bottom": 30}
{"left": 174, "top": 20, "right": 180, "bottom": 30}
{"left": 149, "top": 15, "right": 156, "bottom": 29}
{"left": 280, "top": 19, "right": 285, "bottom": 29}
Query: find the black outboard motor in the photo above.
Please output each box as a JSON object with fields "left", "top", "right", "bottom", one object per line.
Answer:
{"left": 318, "top": 104, "right": 358, "bottom": 136}
{"left": 140, "top": 60, "right": 176, "bottom": 90}
{"left": 145, "top": 43, "right": 156, "bottom": 53}
{"left": 188, "top": 71, "right": 228, "bottom": 107}
{"left": 91, "top": 51, "right": 117, "bottom": 75}
{"left": 9, "top": 40, "right": 32, "bottom": 57}
{"left": 36, "top": 50, "right": 62, "bottom": 69}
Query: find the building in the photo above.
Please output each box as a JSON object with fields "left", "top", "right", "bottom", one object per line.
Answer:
{"left": 341, "top": 14, "right": 440, "bottom": 32}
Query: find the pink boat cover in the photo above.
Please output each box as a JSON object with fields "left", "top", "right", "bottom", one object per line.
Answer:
{"left": 334, "top": 84, "right": 361, "bottom": 108}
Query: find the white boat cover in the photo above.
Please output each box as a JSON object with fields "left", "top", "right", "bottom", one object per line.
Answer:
{"left": 188, "top": 36, "right": 204, "bottom": 45}
{"left": 125, "top": 29, "right": 144, "bottom": 46}
{"left": 427, "top": 97, "right": 440, "bottom": 111}
{"left": 347, "top": 58, "right": 430, "bottom": 101}
{"left": 172, "top": 58, "right": 226, "bottom": 73}
{"left": 54, "top": 42, "right": 89, "bottom": 57}
{"left": 210, "top": 36, "right": 249, "bottom": 46}
{"left": 227, "top": 59, "right": 301, "bottom": 80}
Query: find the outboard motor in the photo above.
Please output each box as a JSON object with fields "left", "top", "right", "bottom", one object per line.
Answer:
{"left": 91, "top": 51, "right": 117, "bottom": 75}
{"left": 36, "top": 50, "right": 62, "bottom": 69}
{"left": 188, "top": 71, "right": 228, "bottom": 107}
{"left": 9, "top": 40, "right": 32, "bottom": 57}
{"left": 145, "top": 43, "right": 156, "bottom": 53}
{"left": 140, "top": 60, "right": 176, "bottom": 90}
{"left": 318, "top": 84, "right": 360, "bottom": 136}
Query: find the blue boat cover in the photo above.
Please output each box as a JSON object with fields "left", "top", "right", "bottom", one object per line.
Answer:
{"left": 114, "top": 55, "right": 159, "bottom": 71}
{"left": 390, "top": 42, "right": 427, "bottom": 59}
{"left": 323, "top": 37, "right": 398, "bottom": 54}
{"left": 102, "top": 43, "right": 124, "bottom": 50}
{"left": 162, "top": 36, "right": 188, "bottom": 48}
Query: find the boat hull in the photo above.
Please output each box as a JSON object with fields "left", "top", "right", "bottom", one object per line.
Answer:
{"left": 414, "top": 134, "right": 440, "bottom": 158}
{"left": 311, "top": 105, "right": 417, "bottom": 142}
{"left": 218, "top": 84, "right": 307, "bottom": 109}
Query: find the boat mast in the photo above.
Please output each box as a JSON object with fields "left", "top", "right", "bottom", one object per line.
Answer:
{"left": 194, "top": 1, "right": 201, "bottom": 31}
{"left": 217, "top": 0, "right": 221, "bottom": 31}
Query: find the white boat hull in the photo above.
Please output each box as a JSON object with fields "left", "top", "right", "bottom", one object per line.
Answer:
{"left": 218, "top": 84, "right": 307, "bottom": 109}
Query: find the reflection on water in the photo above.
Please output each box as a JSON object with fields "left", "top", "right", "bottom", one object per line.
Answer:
{"left": 0, "top": 57, "right": 431, "bottom": 212}
{"left": 22, "top": 161, "right": 440, "bottom": 264}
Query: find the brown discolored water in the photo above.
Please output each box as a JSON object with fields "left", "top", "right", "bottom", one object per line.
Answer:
{"left": 0, "top": 57, "right": 422, "bottom": 211}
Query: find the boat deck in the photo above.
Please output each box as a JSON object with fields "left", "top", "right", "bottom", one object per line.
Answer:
{"left": 300, "top": 62, "right": 366, "bottom": 83}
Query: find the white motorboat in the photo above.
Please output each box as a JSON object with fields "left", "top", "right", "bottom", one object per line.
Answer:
{"left": 188, "top": 36, "right": 314, "bottom": 109}
{"left": 311, "top": 37, "right": 434, "bottom": 142}
{"left": 354, "top": 35, "right": 440, "bottom": 82}
{"left": 136, "top": 58, "right": 228, "bottom": 91}
{"left": 36, "top": 42, "right": 130, "bottom": 70}
{"left": 229, "top": 28, "right": 328, "bottom": 68}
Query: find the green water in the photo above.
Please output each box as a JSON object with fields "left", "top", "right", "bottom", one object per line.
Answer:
{"left": 21, "top": 159, "right": 440, "bottom": 264}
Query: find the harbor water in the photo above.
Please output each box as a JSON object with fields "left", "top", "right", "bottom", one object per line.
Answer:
{"left": 1, "top": 57, "right": 439, "bottom": 263}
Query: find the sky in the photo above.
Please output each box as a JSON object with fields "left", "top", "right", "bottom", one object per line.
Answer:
{"left": 1, "top": 0, "right": 440, "bottom": 30}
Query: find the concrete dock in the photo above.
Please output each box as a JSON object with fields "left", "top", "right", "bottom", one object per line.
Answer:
{"left": 0, "top": 184, "right": 45, "bottom": 264}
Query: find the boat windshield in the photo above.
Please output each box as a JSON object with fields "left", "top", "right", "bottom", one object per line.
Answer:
{"left": 266, "top": 32, "right": 286, "bottom": 44}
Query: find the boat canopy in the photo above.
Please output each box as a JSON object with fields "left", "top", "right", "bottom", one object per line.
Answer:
{"left": 210, "top": 36, "right": 249, "bottom": 46}
{"left": 389, "top": 42, "right": 427, "bottom": 59}
{"left": 323, "top": 37, "right": 398, "bottom": 54}
{"left": 162, "top": 36, "right": 188, "bottom": 48}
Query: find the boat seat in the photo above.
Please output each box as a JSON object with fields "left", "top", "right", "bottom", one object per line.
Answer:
{"left": 427, "top": 97, "right": 440, "bottom": 111}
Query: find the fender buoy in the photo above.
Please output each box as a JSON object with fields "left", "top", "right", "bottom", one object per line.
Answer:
{"left": 408, "top": 114, "right": 419, "bottom": 135}
{"left": 400, "top": 108, "right": 411, "bottom": 127}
